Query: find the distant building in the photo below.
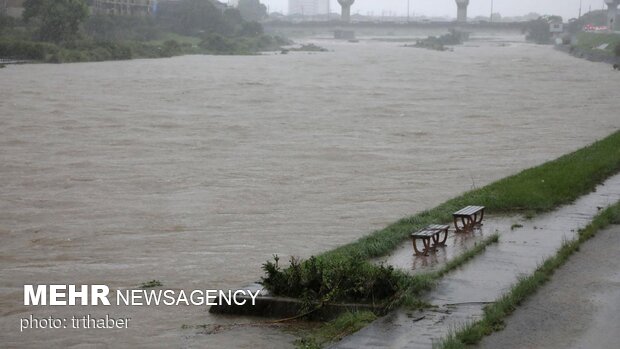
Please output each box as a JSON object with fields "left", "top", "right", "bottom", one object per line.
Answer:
{"left": 288, "top": 0, "right": 329, "bottom": 16}
{"left": 549, "top": 22, "right": 564, "bottom": 33}
{"left": 92, "top": 0, "right": 227, "bottom": 17}
{"left": 92, "top": 0, "right": 156, "bottom": 16}
{"left": 1, "top": 0, "right": 25, "bottom": 19}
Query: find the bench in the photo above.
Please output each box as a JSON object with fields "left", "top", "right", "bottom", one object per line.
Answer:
{"left": 453, "top": 205, "right": 485, "bottom": 232}
{"left": 411, "top": 224, "right": 450, "bottom": 256}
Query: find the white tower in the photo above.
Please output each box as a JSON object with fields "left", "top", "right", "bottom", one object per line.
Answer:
{"left": 605, "top": 0, "right": 620, "bottom": 31}
{"left": 455, "top": 0, "right": 469, "bottom": 22}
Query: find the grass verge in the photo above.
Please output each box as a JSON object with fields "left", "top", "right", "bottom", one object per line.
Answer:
{"left": 295, "top": 311, "right": 378, "bottom": 349}
{"left": 573, "top": 32, "right": 620, "bottom": 57}
{"left": 320, "top": 130, "right": 620, "bottom": 263}
{"left": 434, "top": 201, "right": 620, "bottom": 349}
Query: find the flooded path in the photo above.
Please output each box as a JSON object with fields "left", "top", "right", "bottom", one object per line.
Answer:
{"left": 478, "top": 225, "right": 620, "bottom": 349}
{"left": 1, "top": 35, "right": 620, "bottom": 348}
{"left": 331, "top": 174, "right": 620, "bottom": 349}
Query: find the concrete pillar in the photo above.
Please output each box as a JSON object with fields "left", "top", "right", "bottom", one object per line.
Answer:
{"left": 455, "top": 0, "right": 469, "bottom": 22}
{"left": 338, "top": 0, "right": 355, "bottom": 23}
{"left": 605, "top": 0, "right": 619, "bottom": 31}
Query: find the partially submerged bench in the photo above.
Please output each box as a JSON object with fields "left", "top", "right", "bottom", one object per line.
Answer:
{"left": 411, "top": 224, "right": 449, "bottom": 256}
{"left": 453, "top": 205, "right": 485, "bottom": 232}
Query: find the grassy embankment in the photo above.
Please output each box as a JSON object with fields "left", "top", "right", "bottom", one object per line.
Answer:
{"left": 0, "top": 33, "right": 289, "bottom": 63}
{"left": 435, "top": 201, "right": 620, "bottom": 349}
{"left": 567, "top": 31, "right": 620, "bottom": 62}
{"left": 320, "top": 130, "right": 620, "bottom": 264}
{"left": 267, "top": 130, "right": 620, "bottom": 347}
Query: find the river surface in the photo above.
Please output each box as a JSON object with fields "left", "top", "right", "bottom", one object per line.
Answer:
{"left": 1, "top": 34, "right": 619, "bottom": 348}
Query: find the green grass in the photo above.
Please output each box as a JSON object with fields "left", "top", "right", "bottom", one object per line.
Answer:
{"left": 436, "top": 233, "right": 499, "bottom": 278}
{"left": 295, "top": 311, "right": 378, "bottom": 349}
{"left": 140, "top": 280, "right": 163, "bottom": 288}
{"left": 510, "top": 224, "right": 523, "bottom": 230}
{"left": 574, "top": 32, "right": 620, "bottom": 56}
{"left": 320, "top": 131, "right": 620, "bottom": 263}
{"left": 434, "top": 201, "right": 620, "bottom": 349}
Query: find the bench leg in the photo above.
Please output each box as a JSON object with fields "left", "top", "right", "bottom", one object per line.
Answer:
{"left": 423, "top": 237, "right": 432, "bottom": 253}
{"left": 476, "top": 210, "right": 485, "bottom": 224}
{"left": 436, "top": 228, "right": 448, "bottom": 246}
{"left": 454, "top": 216, "right": 466, "bottom": 232}
{"left": 412, "top": 238, "right": 428, "bottom": 256}
{"left": 463, "top": 217, "right": 473, "bottom": 231}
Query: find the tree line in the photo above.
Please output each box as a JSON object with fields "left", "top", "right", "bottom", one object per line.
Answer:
{"left": 7, "top": 0, "right": 268, "bottom": 44}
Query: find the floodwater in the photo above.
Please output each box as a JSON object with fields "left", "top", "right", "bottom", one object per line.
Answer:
{"left": 1, "top": 34, "right": 619, "bottom": 348}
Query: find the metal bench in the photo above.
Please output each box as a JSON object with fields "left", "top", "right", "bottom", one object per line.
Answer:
{"left": 411, "top": 224, "right": 450, "bottom": 256}
{"left": 453, "top": 205, "right": 485, "bottom": 232}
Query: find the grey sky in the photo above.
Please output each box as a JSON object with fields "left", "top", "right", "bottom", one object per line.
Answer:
{"left": 256, "top": 0, "right": 610, "bottom": 19}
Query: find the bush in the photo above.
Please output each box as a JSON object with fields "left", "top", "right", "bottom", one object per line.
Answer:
{"left": 0, "top": 40, "right": 55, "bottom": 60}
{"left": 237, "top": 21, "right": 263, "bottom": 37}
{"left": 199, "top": 33, "right": 245, "bottom": 54}
{"left": 160, "top": 40, "right": 182, "bottom": 57}
{"left": 261, "top": 255, "right": 405, "bottom": 305}
{"left": 526, "top": 18, "right": 552, "bottom": 44}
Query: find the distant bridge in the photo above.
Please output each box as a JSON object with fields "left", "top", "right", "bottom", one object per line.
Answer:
{"left": 333, "top": 0, "right": 479, "bottom": 24}
{"left": 264, "top": 20, "right": 527, "bottom": 34}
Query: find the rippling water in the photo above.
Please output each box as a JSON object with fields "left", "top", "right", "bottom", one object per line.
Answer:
{"left": 1, "top": 35, "right": 619, "bottom": 347}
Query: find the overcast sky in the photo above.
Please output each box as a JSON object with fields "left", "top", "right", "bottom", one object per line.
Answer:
{"left": 256, "top": 0, "right": 610, "bottom": 19}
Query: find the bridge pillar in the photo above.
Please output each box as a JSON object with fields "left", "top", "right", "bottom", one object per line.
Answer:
{"left": 338, "top": 0, "right": 355, "bottom": 23}
{"left": 605, "top": 0, "right": 620, "bottom": 31}
{"left": 455, "top": 0, "right": 469, "bottom": 22}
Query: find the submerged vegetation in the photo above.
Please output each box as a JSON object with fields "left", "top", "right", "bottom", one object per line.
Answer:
{"left": 435, "top": 201, "right": 620, "bottom": 349}
{"left": 407, "top": 29, "right": 469, "bottom": 51}
{"left": 0, "top": 0, "right": 291, "bottom": 63}
{"left": 140, "top": 280, "right": 163, "bottom": 289}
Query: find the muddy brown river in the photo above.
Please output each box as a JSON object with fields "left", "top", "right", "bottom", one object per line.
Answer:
{"left": 1, "top": 35, "right": 619, "bottom": 348}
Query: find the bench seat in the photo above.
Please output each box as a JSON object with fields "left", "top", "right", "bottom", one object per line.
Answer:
{"left": 411, "top": 224, "right": 450, "bottom": 256}
{"left": 453, "top": 205, "right": 485, "bottom": 232}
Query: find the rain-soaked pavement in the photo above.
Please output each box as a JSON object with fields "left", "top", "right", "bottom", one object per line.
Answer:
{"left": 331, "top": 173, "right": 620, "bottom": 349}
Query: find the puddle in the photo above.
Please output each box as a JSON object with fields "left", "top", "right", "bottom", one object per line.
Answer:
{"left": 331, "top": 173, "right": 620, "bottom": 349}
